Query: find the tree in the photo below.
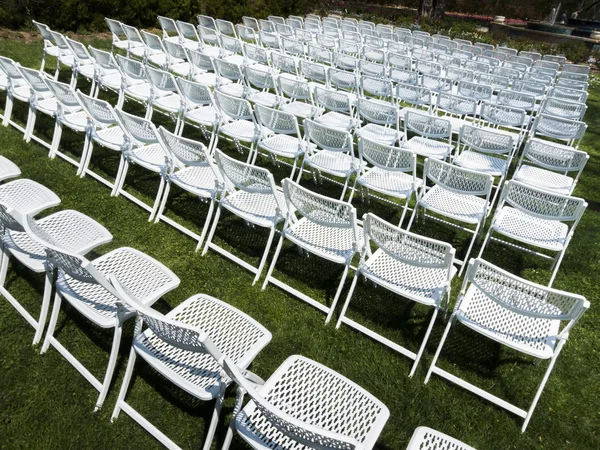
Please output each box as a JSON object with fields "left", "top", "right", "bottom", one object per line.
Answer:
{"left": 418, "top": 0, "right": 447, "bottom": 20}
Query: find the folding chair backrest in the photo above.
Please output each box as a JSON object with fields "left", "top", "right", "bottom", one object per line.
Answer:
{"left": 424, "top": 158, "right": 492, "bottom": 196}
{"left": 511, "top": 80, "right": 546, "bottom": 98}
{"left": 242, "top": 16, "right": 260, "bottom": 31}
{"left": 259, "top": 20, "right": 276, "bottom": 34}
{"left": 254, "top": 104, "right": 300, "bottom": 136}
{"left": 500, "top": 180, "right": 586, "bottom": 222}
{"left": 356, "top": 98, "right": 397, "bottom": 126}
{"left": 236, "top": 24, "right": 257, "bottom": 43}
{"left": 216, "top": 19, "right": 237, "bottom": 37}
{"left": 214, "top": 90, "right": 254, "bottom": 121}
{"left": 65, "top": 37, "right": 91, "bottom": 64}
{"left": 157, "top": 126, "right": 216, "bottom": 169}
{"left": 413, "top": 48, "right": 435, "bottom": 61}
{"left": 520, "top": 138, "right": 588, "bottom": 176}
{"left": 281, "top": 36, "right": 304, "bottom": 56}
{"left": 283, "top": 178, "right": 357, "bottom": 230}
{"left": 268, "top": 16, "right": 285, "bottom": 25}
{"left": 145, "top": 66, "right": 177, "bottom": 94}
{"left": 163, "top": 40, "right": 188, "bottom": 63}
{"left": 300, "top": 60, "right": 328, "bottom": 84}
{"left": 479, "top": 102, "right": 526, "bottom": 129}
{"left": 116, "top": 55, "right": 145, "bottom": 83}
{"left": 421, "top": 74, "right": 452, "bottom": 93}
{"left": 213, "top": 58, "right": 243, "bottom": 82}
{"left": 549, "top": 86, "right": 588, "bottom": 104}
{"left": 476, "top": 55, "right": 501, "bottom": 67}
{"left": 457, "top": 80, "right": 492, "bottom": 101}
{"left": 32, "top": 20, "right": 54, "bottom": 42}
{"left": 364, "top": 212, "right": 454, "bottom": 268}
{"left": 271, "top": 52, "right": 297, "bottom": 74}
{"left": 496, "top": 90, "right": 536, "bottom": 112}
{"left": 555, "top": 78, "right": 588, "bottom": 91}
{"left": 389, "top": 67, "right": 418, "bottom": 85}
{"left": 416, "top": 59, "right": 441, "bottom": 76}
{"left": 540, "top": 98, "right": 587, "bottom": 121}
{"left": 564, "top": 64, "right": 590, "bottom": 75}
{"left": 459, "top": 124, "right": 513, "bottom": 156}
{"left": 275, "top": 23, "right": 294, "bottom": 38}
{"left": 436, "top": 92, "right": 477, "bottom": 117}
{"left": 359, "top": 75, "right": 393, "bottom": 99}
{"left": 89, "top": 46, "right": 118, "bottom": 72}
{"left": 464, "top": 258, "right": 587, "bottom": 327}
{"left": 328, "top": 67, "right": 358, "bottom": 92}
{"left": 446, "top": 66, "right": 474, "bottom": 83}
{"left": 17, "top": 67, "right": 51, "bottom": 96}
{"left": 122, "top": 24, "right": 144, "bottom": 45}
{"left": 388, "top": 52, "right": 412, "bottom": 70}
{"left": 187, "top": 49, "right": 214, "bottom": 72}
{"left": 362, "top": 45, "right": 385, "bottom": 63}
{"left": 559, "top": 71, "right": 588, "bottom": 83}
{"left": 176, "top": 20, "right": 200, "bottom": 42}
{"left": 48, "top": 31, "right": 70, "bottom": 51}
{"left": 197, "top": 15, "right": 216, "bottom": 29}
{"left": 259, "top": 30, "right": 280, "bottom": 49}
{"left": 277, "top": 77, "right": 311, "bottom": 102}
{"left": 215, "top": 149, "right": 277, "bottom": 196}
{"left": 519, "top": 51, "right": 541, "bottom": 61}
{"left": 404, "top": 110, "right": 451, "bottom": 140}
{"left": 492, "top": 66, "right": 520, "bottom": 81}
{"left": 141, "top": 30, "right": 165, "bottom": 53}
{"left": 313, "top": 87, "right": 352, "bottom": 114}
{"left": 176, "top": 78, "right": 212, "bottom": 107}
{"left": 396, "top": 83, "right": 431, "bottom": 107}
{"left": 304, "top": 118, "right": 353, "bottom": 153}
{"left": 198, "top": 25, "right": 220, "bottom": 47}
{"left": 157, "top": 16, "right": 178, "bottom": 40}
{"left": 530, "top": 114, "right": 587, "bottom": 144}
{"left": 114, "top": 108, "right": 159, "bottom": 146}
{"left": 76, "top": 90, "right": 117, "bottom": 128}
{"left": 338, "top": 39, "right": 361, "bottom": 56}
{"left": 316, "top": 33, "right": 337, "bottom": 49}
{"left": 523, "top": 72, "right": 553, "bottom": 86}
{"left": 244, "top": 65, "right": 276, "bottom": 90}
{"left": 44, "top": 78, "right": 80, "bottom": 110}
{"left": 332, "top": 52, "right": 358, "bottom": 71}
{"left": 464, "top": 60, "right": 490, "bottom": 75}
{"left": 244, "top": 43, "right": 270, "bottom": 66}
{"left": 105, "top": 18, "right": 126, "bottom": 39}
{"left": 220, "top": 35, "right": 243, "bottom": 55}
{"left": 358, "top": 137, "right": 414, "bottom": 173}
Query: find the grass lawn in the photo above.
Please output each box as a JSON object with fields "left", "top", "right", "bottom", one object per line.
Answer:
{"left": 0, "top": 34, "right": 599, "bottom": 450}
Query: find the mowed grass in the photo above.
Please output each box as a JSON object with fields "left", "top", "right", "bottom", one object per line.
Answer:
{"left": 0, "top": 35, "right": 598, "bottom": 450}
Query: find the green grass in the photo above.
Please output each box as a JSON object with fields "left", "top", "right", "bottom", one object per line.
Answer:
{"left": 0, "top": 36, "right": 599, "bottom": 450}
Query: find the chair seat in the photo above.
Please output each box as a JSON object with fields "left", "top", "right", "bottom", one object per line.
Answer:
{"left": 492, "top": 206, "right": 568, "bottom": 251}
{"left": 147, "top": 53, "right": 169, "bottom": 68}
{"left": 134, "top": 293, "right": 270, "bottom": 400}
{"left": 93, "top": 126, "right": 126, "bottom": 151}
{"left": 13, "top": 85, "right": 32, "bottom": 102}
{"left": 221, "top": 190, "right": 285, "bottom": 228}
{"left": 77, "top": 63, "right": 95, "bottom": 79}
{"left": 220, "top": 120, "right": 259, "bottom": 142}
{"left": 236, "top": 355, "right": 387, "bottom": 450}
{"left": 403, "top": 137, "right": 453, "bottom": 160}
{"left": 98, "top": 73, "right": 122, "bottom": 91}
{"left": 184, "top": 105, "right": 217, "bottom": 126}
{"left": 223, "top": 54, "right": 246, "bottom": 66}
{"left": 314, "top": 111, "right": 356, "bottom": 131}
{"left": 0, "top": 155, "right": 20, "bottom": 182}
{"left": 285, "top": 217, "right": 362, "bottom": 264}
{"left": 61, "top": 110, "right": 88, "bottom": 132}
{"left": 56, "top": 247, "right": 179, "bottom": 327}
{"left": 32, "top": 97, "right": 59, "bottom": 117}
{"left": 279, "top": 101, "right": 318, "bottom": 119}
{"left": 457, "top": 285, "right": 560, "bottom": 359}
{"left": 201, "top": 46, "right": 222, "bottom": 58}
{"left": 192, "top": 72, "right": 220, "bottom": 88}
{"left": 304, "top": 150, "right": 361, "bottom": 178}
{"left": 0, "top": 73, "right": 8, "bottom": 90}
{"left": 407, "top": 427, "right": 476, "bottom": 450}
{"left": 357, "top": 124, "right": 403, "bottom": 146}
{"left": 358, "top": 168, "right": 421, "bottom": 198}
{"left": 360, "top": 249, "right": 455, "bottom": 306}
{"left": 168, "top": 166, "right": 219, "bottom": 198}
{"left": 58, "top": 54, "right": 75, "bottom": 67}
{"left": 170, "top": 62, "right": 192, "bottom": 77}
{"left": 2, "top": 210, "right": 112, "bottom": 273}
{"left": 512, "top": 165, "right": 574, "bottom": 195}
{"left": 217, "top": 82, "right": 246, "bottom": 98}
{"left": 247, "top": 91, "right": 279, "bottom": 108}
{"left": 454, "top": 150, "right": 508, "bottom": 177}
{"left": 124, "top": 82, "right": 152, "bottom": 101}
{"left": 445, "top": 115, "right": 475, "bottom": 134}
{"left": 127, "top": 143, "right": 169, "bottom": 173}
{"left": 43, "top": 45, "right": 62, "bottom": 58}
{"left": 0, "top": 179, "right": 60, "bottom": 216}
{"left": 258, "top": 134, "right": 305, "bottom": 159}
{"left": 153, "top": 93, "right": 181, "bottom": 113}
{"left": 420, "top": 185, "right": 486, "bottom": 225}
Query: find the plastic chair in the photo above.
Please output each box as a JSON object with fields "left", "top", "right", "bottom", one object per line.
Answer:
{"left": 154, "top": 127, "right": 222, "bottom": 250}
{"left": 396, "top": 83, "right": 432, "bottom": 112}
{"left": 355, "top": 137, "right": 421, "bottom": 225}
{"left": 47, "top": 31, "right": 75, "bottom": 80}
{"left": 337, "top": 213, "right": 455, "bottom": 376}
{"left": 115, "top": 55, "right": 151, "bottom": 112}
{"left": 403, "top": 110, "right": 454, "bottom": 161}
{"left": 162, "top": 40, "right": 193, "bottom": 77}
{"left": 105, "top": 18, "right": 136, "bottom": 54}
{"left": 0, "top": 206, "right": 111, "bottom": 345}
{"left": 529, "top": 114, "right": 587, "bottom": 149}
{"left": 202, "top": 150, "right": 287, "bottom": 285}
{"left": 16, "top": 67, "right": 56, "bottom": 147}
{"left": 512, "top": 138, "right": 588, "bottom": 196}
{"left": 220, "top": 354, "right": 389, "bottom": 450}
{"left": 198, "top": 25, "right": 222, "bottom": 58}
{"left": 277, "top": 76, "right": 319, "bottom": 120}
{"left": 0, "top": 56, "right": 30, "bottom": 131}
{"left": 262, "top": 179, "right": 362, "bottom": 322}
{"left": 313, "top": 86, "right": 358, "bottom": 132}
{"left": 478, "top": 102, "right": 527, "bottom": 149}
{"left": 243, "top": 66, "right": 280, "bottom": 108}
{"left": 540, "top": 97, "right": 587, "bottom": 121}
{"left": 213, "top": 58, "right": 246, "bottom": 98}
{"left": 110, "top": 279, "right": 271, "bottom": 450}
{"left": 175, "top": 20, "right": 201, "bottom": 49}
{"left": 186, "top": 49, "right": 220, "bottom": 88}
{"left": 121, "top": 24, "right": 147, "bottom": 60}
{"left": 113, "top": 109, "right": 171, "bottom": 221}
{"left": 426, "top": 258, "right": 589, "bottom": 432}
{"left": 144, "top": 66, "right": 181, "bottom": 122}
{"left": 0, "top": 156, "right": 20, "bottom": 183}
{"left": 254, "top": 104, "right": 306, "bottom": 178}
{"left": 355, "top": 97, "right": 403, "bottom": 146}
{"left": 88, "top": 46, "right": 121, "bottom": 97}
{"left": 408, "top": 158, "right": 492, "bottom": 275}
{"left": 407, "top": 427, "right": 476, "bottom": 450}
{"left": 32, "top": 20, "right": 61, "bottom": 73}
{"left": 478, "top": 180, "right": 587, "bottom": 286}
{"left": 64, "top": 37, "right": 95, "bottom": 91}
{"left": 157, "top": 15, "right": 180, "bottom": 43}
{"left": 175, "top": 78, "right": 218, "bottom": 146}
{"left": 435, "top": 92, "right": 478, "bottom": 135}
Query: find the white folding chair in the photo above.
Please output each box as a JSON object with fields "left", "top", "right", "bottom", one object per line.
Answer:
{"left": 262, "top": 179, "right": 362, "bottom": 322}
{"left": 175, "top": 78, "right": 218, "bottom": 146}
{"left": 355, "top": 137, "right": 422, "bottom": 225}
{"left": 478, "top": 102, "right": 527, "bottom": 150}
{"left": 64, "top": 37, "right": 95, "bottom": 91}
{"left": 202, "top": 150, "right": 287, "bottom": 285}
{"left": 337, "top": 213, "right": 455, "bottom": 376}
{"left": 105, "top": 18, "right": 136, "bottom": 54}
{"left": 220, "top": 353, "right": 389, "bottom": 450}
{"left": 154, "top": 126, "right": 222, "bottom": 250}
{"left": 115, "top": 55, "right": 151, "bottom": 112}
{"left": 32, "top": 20, "right": 62, "bottom": 73}
{"left": 313, "top": 86, "right": 358, "bottom": 132}
{"left": 434, "top": 91, "right": 478, "bottom": 135}
{"left": 512, "top": 138, "right": 588, "bottom": 196}
{"left": 0, "top": 56, "right": 30, "bottom": 131}
{"left": 162, "top": 40, "right": 192, "bottom": 77}
{"left": 355, "top": 97, "right": 404, "bottom": 146}
{"left": 426, "top": 258, "right": 589, "bottom": 432}
{"left": 88, "top": 46, "right": 121, "bottom": 97}
{"left": 157, "top": 15, "right": 180, "bottom": 43}
{"left": 174, "top": 20, "right": 201, "bottom": 49}
{"left": 396, "top": 83, "right": 432, "bottom": 112}
{"left": 198, "top": 25, "right": 222, "bottom": 58}
{"left": 140, "top": 30, "right": 169, "bottom": 68}
{"left": 529, "top": 114, "right": 587, "bottom": 149}
{"left": 254, "top": 104, "right": 305, "bottom": 178}
{"left": 408, "top": 158, "right": 492, "bottom": 275}
{"left": 0, "top": 206, "right": 111, "bottom": 345}
{"left": 186, "top": 48, "right": 220, "bottom": 88}
{"left": 213, "top": 57, "right": 246, "bottom": 98}
{"left": 144, "top": 65, "right": 181, "bottom": 122}
{"left": 277, "top": 76, "right": 320, "bottom": 120}
{"left": 403, "top": 110, "right": 454, "bottom": 161}
{"left": 47, "top": 31, "right": 75, "bottom": 80}
{"left": 110, "top": 279, "right": 271, "bottom": 450}
{"left": 540, "top": 97, "right": 587, "bottom": 121}
{"left": 478, "top": 180, "right": 587, "bottom": 286}
{"left": 243, "top": 65, "right": 281, "bottom": 108}
{"left": 16, "top": 67, "right": 56, "bottom": 148}
{"left": 113, "top": 108, "right": 171, "bottom": 220}
{"left": 299, "top": 118, "right": 360, "bottom": 200}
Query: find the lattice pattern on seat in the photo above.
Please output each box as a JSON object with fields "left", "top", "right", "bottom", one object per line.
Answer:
{"left": 244, "top": 43, "right": 269, "bottom": 65}
{"left": 236, "top": 355, "right": 387, "bottom": 450}
{"left": 406, "top": 427, "right": 476, "bottom": 450}
{"left": 0, "top": 179, "right": 60, "bottom": 216}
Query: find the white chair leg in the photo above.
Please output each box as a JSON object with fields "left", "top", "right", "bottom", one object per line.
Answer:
{"left": 145, "top": 104, "right": 153, "bottom": 121}
{"left": 32, "top": 267, "right": 54, "bottom": 345}
{"left": 3, "top": 94, "right": 14, "bottom": 127}
{"left": 0, "top": 247, "right": 10, "bottom": 287}
{"left": 195, "top": 199, "right": 216, "bottom": 252}
{"left": 202, "top": 204, "right": 222, "bottom": 256}
{"left": 76, "top": 132, "right": 91, "bottom": 176}
{"left": 335, "top": 272, "right": 360, "bottom": 329}
{"left": 24, "top": 107, "right": 36, "bottom": 142}
{"left": 54, "top": 60, "right": 60, "bottom": 80}
{"left": 116, "top": 91, "right": 125, "bottom": 109}
{"left": 148, "top": 177, "right": 166, "bottom": 222}
{"left": 406, "top": 201, "right": 420, "bottom": 231}
{"left": 458, "top": 223, "right": 480, "bottom": 277}
{"left": 202, "top": 383, "right": 227, "bottom": 450}
{"left": 521, "top": 341, "right": 565, "bottom": 432}
{"left": 40, "top": 53, "right": 46, "bottom": 72}
{"left": 261, "top": 234, "right": 285, "bottom": 290}
{"left": 409, "top": 307, "right": 439, "bottom": 378}
{"left": 153, "top": 181, "right": 171, "bottom": 224}
{"left": 252, "top": 226, "right": 276, "bottom": 286}
{"left": 41, "top": 292, "right": 63, "bottom": 354}
{"left": 79, "top": 140, "right": 94, "bottom": 178}
{"left": 548, "top": 249, "right": 566, "bottom": 287}
{"left": 49, "top": 121, "right": 63, "bottom": 159}
{"left": 325, "top": 264, "right": 350, "bottom": 324}
{"left": 111, "top": 158, "right": 129, "bottom": 197}
{"left": 94, "top": 322, "right": 123, "bottom": 410}
{"left": 111, "top": 346, "right": 137, "bottom": 421}
{"left": 424, "top": 315, "right": 455, "bottom": 384}
{"left": 477, "top": 227, "right": 494, "bottom": 259}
